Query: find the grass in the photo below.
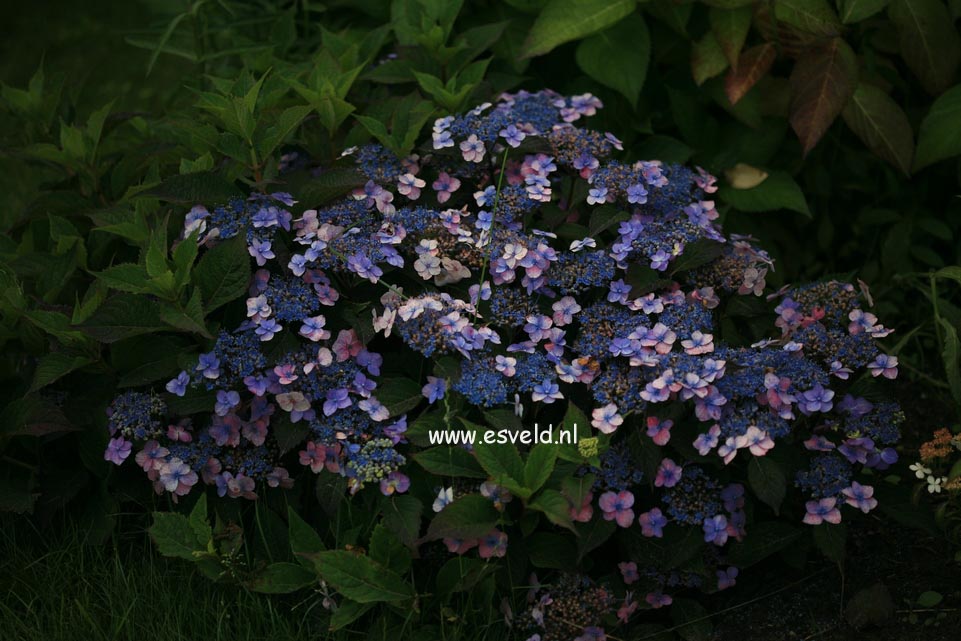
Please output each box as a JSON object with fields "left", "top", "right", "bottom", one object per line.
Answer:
{"left": 0, "top": 520, "right": 331, "bottom": 641}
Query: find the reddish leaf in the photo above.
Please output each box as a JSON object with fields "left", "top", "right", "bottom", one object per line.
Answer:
{"left": 788, "top": 38, "right": 858, "bottom": 154}
{"left": 725, "top": 43, "right": 777, "bottom": 105}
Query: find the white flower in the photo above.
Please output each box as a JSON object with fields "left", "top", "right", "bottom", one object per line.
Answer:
{"left": 910, "top": 462, "right": 932, "bottom": 479}
{"left": 433, "top": 487, "right": 454, "bottom": 513}
{"left": 926, "top": 475, "right": 945, "bottom": 494}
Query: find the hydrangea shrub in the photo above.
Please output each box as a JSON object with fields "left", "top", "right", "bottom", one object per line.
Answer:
{"left": 108, "top": 91, "right": 904, "bottom": 637}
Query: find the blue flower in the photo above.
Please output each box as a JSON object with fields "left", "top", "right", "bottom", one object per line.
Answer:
{"left": 422, "top": 376, "right": 446, "bottom": 404}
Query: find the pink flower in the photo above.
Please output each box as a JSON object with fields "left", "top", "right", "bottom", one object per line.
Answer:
{"left": 646, "top": 417, "right": 673, "bottom": 445}
{"left": 645, "top": 591, "right": 672, "bottom": 609}
{"left": 478, "top": 530, "right": 508, "bottom": 558}
{"left": 735, "top": 426, "right": 774, "bottom": 456}
{"left": 598, "top": 490, "right": 635, "bottom": 528}
{"left": 570, "top": 492, "right": 594, "bottom": 522}
{"left": 654, "top": 458, "right": 682, "bottom": 488}
{"left": 803, "top": 498, "right": 842, "bottom": 525}
{"left": 591, "top": 403, "right": 623, "bottom": 434}
{"left": 332, "top": 329, "right": 362, "bottom": 361}
{"left": 638, "top": 508, "right": 667, "bottom": 538}
{"left": 444, "top": 537, "right": 478, "bottom": 555}
{"left": 618, "top": 561, "right": 639, "bottom": 584}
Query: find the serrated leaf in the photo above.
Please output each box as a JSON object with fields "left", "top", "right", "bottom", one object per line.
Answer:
{"left": 938, "top": 317, "right": 961, "bottom": 406}
{"left": 425, "top": 494, "right": 500, "bottom": 540}
{"left": 748, "top": 456, "right": 787, "bottom": 514}
{"left": 194, "top": 235, "right": 251, "bottom": 312}
{"left": 383, "top": 495, "right": 423, "bottom": 549}
{"left": 376, "top": 377, "right": 422, "bottom": 417}
{"left": 727, "top": 521, "right": 802, "bottom": 567}
{"left": 30, "top": 352, "right": 94, "bottom": 392}
{"left": 789, "top": 38, "right": 858, "bottom": 154}
{"left": 149, "top": 511, "right": 203, "bottom": 561}
{"left": 574, "top": 13, "right": 649, "bottom": 107}
{"left": 288, "top": 507, "right": 325, "bottom": 561}
{"left": 95, "top": 263, "right": 151, "bottom": 294}
{"left": 774, "top": 0, "right": 842, "bottom": 36}
{"left": 813, "top": 522, "right": 846, "bottom": 563}
{"left": 472, "top": 437, "right": 528, "bottom": 497}
{"left": 720, "top": 170, "right": 811, "bottom": 216}
{"left": 839, "top": 0, "right": 890, "bottom": 23}
{"left": 914, "top": 83, "right": 961, "bottom": 171}
{"left": 329, "top": 600, "right": 375, "bottom": 630}
{"left": 521, "top": 0, "right": 636, "bottom": 59}
{"left": 524, "top": 443, "right": 558, "bottom": 493}
{"left": 249, "top": 562, "right": 316, "bottom": 594}
{"left": 528, "top": 489, "right": 575, "bottom": 532}
{"left": 145, "top": 171, "right": 243, "bottom": 204}
{"left": 842, "top": 82, "right": 914, "bottom": 175}
{"left": 413, "top": 446, "right": 488, "bottom": 478}
{"left": 888, "top": 0, "right": 961, "bottom": 95}
{"left": 309, "top": 550, "right": 414, "bottom": 603}
{"left": 725, "top": 43, "right": 776, "bottom": 105}
{"left": 78, "top": 293, "right": 167, "bottom": 343}
{"left": 691, "top": 32, "right": 729, "bottom": 86}
{"left": 710, "top": 5, "right": 752, "bottom": 68}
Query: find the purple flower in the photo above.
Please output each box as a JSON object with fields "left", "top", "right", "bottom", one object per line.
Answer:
{"left": 798, "top": 383, "right": 835, "bottom": 414}
{"left": 599, "top": 490, "right": 635, "bottom": 527}
{"left": 380, "top": 471, "right": 410, "bottom": 496}
{"left": 460, "top": 134, "right": 485, "bottom": 162}
{"left": 607, "top": 279, "right": 632, "bottom": 304}
{"left": 803, "top": 498, "right": 842, "bottom": 525}
{"left": 299, "top": 315, "right": 330, "bottom": 342}
{"left": 165, "top": 371, "right": 189, "bottom": 396}
{"left": 841, "top": 482, "right": 878, "bottom": 513}
{"left": 255, "top": 319, "right": 282, "bottom": 341}
{"left": 531, "top": 379, "right": 562, "bottom": 403}
{"left": 591, "top": 403, "right": 623, "bottom": 434}
{"left": 586, "top": 186, "right": 608, "bottom": 205}
{"left": 346, "top": 253, "right": 383, "bottom": 282}
{"left": 104, "top": 437, "right": 132, "bottom": 465}
{"left": 499, "top": 124, "right": 526, "bottom": 147}
{"left": 717, "top": 567, "right": 738, "bottom": 591}
{"left": 626, "top": 183, "right": 647, "bottom": 204}
{"left": 422, "top": 376, "right": 446, "bottom": 404}
{"left": 214, "top": 390, "right": 240, "bottom": 417}
{"left": 159, "top": 457, "right": 198, "bottom": 495}
{"left": 323, "top": 388, "right": 352, "bottom": 416}
{"left": 638, "top": 508, "right": 667, "bottom": 538}
{"left": 574, "top": 627, "right": 606, "bottom": 641}
{"left": 868, "top": 354, "right": 898, "bottom": 379}
{"left": 645, "top": 591, "right": 672, "bottom": 609}
{"left": 196, "top": 352, "right": 220, "bottom": 379}
{"left": 248, "top": 238, "right": 275, "bottom": 266}
{"left": 702, "top": 515, "right": 729, "bottom": 545}
{"left": 618, "top": 561, "right": 639, "bottom": 584}
{"left": 478, "top": 530, "right": 508, "bottom": 558}
{"left": 654, "top": 458, "right": 682, "bottom": 488}
{"left": 432, "top": 172, "right": 461, "bottom": 203}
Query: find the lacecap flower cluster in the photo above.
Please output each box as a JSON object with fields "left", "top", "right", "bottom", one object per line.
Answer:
{"left": 105, "top": 90, "right": 901, "bottom": 625}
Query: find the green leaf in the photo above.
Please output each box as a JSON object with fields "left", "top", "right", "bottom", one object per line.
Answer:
{"left": 842, "top": 82, "right": 915, "bottom": 176}
{"left": 188, "top": 494, "right": 211, "bottom": 546}
{"left": 727, "top": 521, "right": 802, "bottom": 567}
{"left": 95, "top": 264, "right": 151, "bottom": 294}
{"left": 812, "top": 522, "right": 846, "bottom": 563}
{"left": 436, "top": 557, "right": 495, "bottom": 596}
{"left": 426, "top": 494, "right": 500, "bottom": 540}
{"left": 376, "top": 377, "right": 423, "bottom": 417}
{"left": 528, "top": 489, "right": 575, "bottom": 531}
{"left": 249, "top": 562, "right": 316, "bottom": 594}
{"left": 114, "top": 335, "right": 191, "bottom": 387}
{"left": 671, "top": 598, "right": 713, "bottom": 641}
{"left": 690, "top": 32, "right": 729, "bottom": 86}
{"left": 524, "top": 443, "right": 558, "bottom": 493}
{"left": 257, "top": 105, "right": 311, "bottom": 159}
{"left": 710, "top": 5, "right": 752, "bottom": 68}
{"left": 329, "top": 600, "right": 375, "bottom": 630}
{"left": 774, "top": 0, "right": 842, "bottom": 36}
{"left": 293, "top": 168, "right": 368, "bottom": 206}
{"left": 938, "top": 317, "right": 961, "bottom": 407}
{"left": 520, "top": 0, "right": 637, "bottom": 58}
{"left": 29, "top": 352, "right": 94, "bottom": 392}
{"left": 888, "top": 0, "right": 961, "bottom": 95}
{"left": 369, "top": 524, "right": 412, "bottom": 575}
{"left": 914, "top": 83, "right": 961, "bottom": 171}
{"left": 789, "top": 38, "right": 858, "bottom": 155}
{"left": 917, "top": 591, "right": 944, "bottom": 607}
{"left": 748, "top": 456, "right": 787, "bottom": 514}
{"left": 145, "top": 171, "right": 243, "bottom": 204}
{"left": 574, "top": 14, "right": 650, "bottom": 107}
{"left": 158, "top": 289, "right": 210, "bottom": 337}
{"left": 194, "top": 235, "right": 251, "bottom": 312}
{"left": 149, "top": 511, "right": 203, "bottom": 561}
{"left": 382, "top": 495, "right": 423, "bottom": 549}
{"left": 288, "top": 506, "right": 325, "bottom": 562}
{"left": 78, "top": 293, "right": 166, "bottom": 343}
{"left": 838, "top": 0, "right": 890, "bottom": 23}
{"left": 526, "top": 533, "right": 579, "bottom": 570}
{"left": 310, "top": 551, "right": 414, "bottom": 603}
{"left": 724, "top": 43, "right": 777, "bottom": 105}
{"left": 472, "top": 437, "right": 528, "bottom": 497}
{"left": 413, "top": 446, "right": 488, "bottom": 478}
{"left": 720, "top": 170, "right": 811, "bottom": 216}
